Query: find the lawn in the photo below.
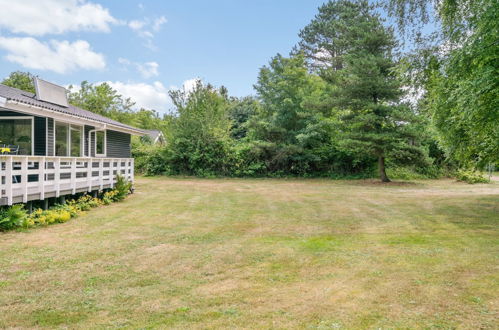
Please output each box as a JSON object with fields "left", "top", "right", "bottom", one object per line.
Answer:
{"left": 0, "top": 177, "right": 498, "bottom": 329}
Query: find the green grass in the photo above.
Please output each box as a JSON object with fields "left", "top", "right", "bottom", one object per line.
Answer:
{"left": 0, "top": 177, "right": 498, "bottom": 329}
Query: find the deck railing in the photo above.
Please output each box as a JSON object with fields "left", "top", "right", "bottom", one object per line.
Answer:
{"left": 0, "top": 156, "right": 134, "bottom": 205}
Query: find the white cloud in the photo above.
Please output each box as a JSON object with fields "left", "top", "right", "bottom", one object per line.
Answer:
{"left": 128, "top": 20, "right": 146, "bottom": 31}
{"left": 118, "top": 58, "right": 159, "bottom": 79}
{"left": 137, "top": 62, "right": 159, "bottom": 78}
{"left": 127, "top": 15, "right": 167, "bottom": 50}
{"left": 0, "top": 36, "right": 105, "bottom": 73}
{"left": 152, "top": 16, "right": 167, "bottom": 32}
{"left": 104, "top": 78, "right": 198, "bottom": 113}
{"left": 118, "top": 57, "right": 131, "bottom": 66}
{"left": 106, "top": 81, "right": 170, "bottom": 112}
{"left": 0, "top": 0, "right": 117, "bottom": 36}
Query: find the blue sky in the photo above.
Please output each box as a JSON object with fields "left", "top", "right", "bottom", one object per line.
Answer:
{"left": 0, "top": 0, "right": 328, "bottom": 113}
{"left": 0, "top": 1, "right": 431, "bottom": 113}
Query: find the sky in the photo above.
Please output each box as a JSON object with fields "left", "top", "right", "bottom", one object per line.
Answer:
{"left": 0, "top": 0, "right": 330, "bottom": 113}
{"left": 0, "top": 1, "right": 436, "bottom": 114}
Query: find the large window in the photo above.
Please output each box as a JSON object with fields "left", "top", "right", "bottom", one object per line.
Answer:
{"left": 55, "top": 122, "right": 82, "bottom": 157}
{"left": 55, "top": 122, "right": 68, "bottom": 156}
{"left": 0, "top": 117, "right": 33, "bottom": 155}
{"left": 70, "top": 126, "right": 81, "bottom": 157}
{"left": 95, "top": 131, "right": 105, "bottom": 156}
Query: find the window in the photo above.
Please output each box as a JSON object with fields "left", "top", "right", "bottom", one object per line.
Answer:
{"left": 55, "top": 123, "right": 68, "bottom": 156}
{"left": 95, "top": 131, "right": 106, "bottom": 156}
{"left": 55, "top": 122, "right": 83, "bottom": 157}
{"left": 70, "top": 126, "right": 81, "bottom": 157}
{"left": 0, "top": 117, "right": 33, "bottom": 155}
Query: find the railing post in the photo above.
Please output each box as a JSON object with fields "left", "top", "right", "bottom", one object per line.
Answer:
{"left": 110, "top": 159, "right": 115, "bottom": 188}
{"left": 54, "top": 158, "right": 60, "bottom": 198}
{"left": 99, "top": 158, "right": 103, "bottom": 190}
{"left": 71, "top": 158, "right": 77, "bottom": 194}
{"left": 5, "top": 156, "right": 13, "bottom": 205}
{"left": 116, "top": 158, "right": 121, "bottom": 184}
{"left": 21, "top": 157, "right": 28, "bottom": 203}
{"left": 130, "top": 158, "right": 134, "bottom": 184}
{"left": 38, "top": 157, "right": 45, "bottom": 200}
{"left": 87, "top": 159, "right": 92, "bottom": 192}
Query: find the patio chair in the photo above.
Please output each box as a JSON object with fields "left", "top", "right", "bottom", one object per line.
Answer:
{"left": 6, "top": 145, "right": 19, "bottom": 155}
{"left": 0, "top": 144, "right": 10, "bottom": 155}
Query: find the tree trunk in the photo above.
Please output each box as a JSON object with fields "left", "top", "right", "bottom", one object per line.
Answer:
{"left": 378, "top": 156, "right": 391, "bottom": 183}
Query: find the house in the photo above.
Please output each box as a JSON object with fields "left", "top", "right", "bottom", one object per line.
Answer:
{"left": 0, "top": 78, "right": 145, "bottom": 206}
{"left": 142, "top": 129, "right": 166, "bottom": 145}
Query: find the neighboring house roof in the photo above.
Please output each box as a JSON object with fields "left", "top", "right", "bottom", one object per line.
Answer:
{"left": 0, "top": 84, "right": 144, "bottom": 134}
{"left": 144, "top": 129, "right": 165, "bottom": 144}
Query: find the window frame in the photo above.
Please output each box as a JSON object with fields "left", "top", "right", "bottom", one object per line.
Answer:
{"left": 54, "top": 121, "right": 84, "bottom": 157}
{"left": 94, "top": 130, "right": 106, "bottom": 157}
{"left": 0, "top": 116, "right": 34, "bottom": 155}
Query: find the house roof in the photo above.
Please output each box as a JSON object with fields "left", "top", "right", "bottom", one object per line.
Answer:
{"left": 0, "top": 84, "right": 144, "bottom": 134}
{"left": 145, "top": 129, "right": 164, "bottom": 141}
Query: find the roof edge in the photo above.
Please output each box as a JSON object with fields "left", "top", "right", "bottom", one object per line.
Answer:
{"left": 3, "top": 99, "right": 146, "bottom": 136}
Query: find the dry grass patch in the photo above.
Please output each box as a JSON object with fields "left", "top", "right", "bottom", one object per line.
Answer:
{"left": 0, "top": 176, "right": 497, "bottom": 328}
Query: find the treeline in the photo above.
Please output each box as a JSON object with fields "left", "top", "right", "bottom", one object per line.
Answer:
{"left": 136, "top": 0, "right": 446, "bottom": 181}
{"left": 2, "top": 0, "right": 496, "bottom": 182}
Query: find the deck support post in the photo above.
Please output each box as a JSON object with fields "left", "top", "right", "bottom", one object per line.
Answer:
{"left": 42, "top": 198, "right": 49, "bottom": 210}
{"left": 27, "top": 201, "right": 33, "bottom": 214}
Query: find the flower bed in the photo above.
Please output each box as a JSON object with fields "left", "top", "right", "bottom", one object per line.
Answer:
{"left": 0, "top": 175, "right": 131, "bottom": 231}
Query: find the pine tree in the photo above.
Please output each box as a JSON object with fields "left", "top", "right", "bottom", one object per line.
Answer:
{"left": 300, "top": 0, "right": 424, "bottom": 181}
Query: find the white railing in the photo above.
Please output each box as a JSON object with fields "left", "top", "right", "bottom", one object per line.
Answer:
{"left": 0, "top": 156, "right": 134, "bottom": 205}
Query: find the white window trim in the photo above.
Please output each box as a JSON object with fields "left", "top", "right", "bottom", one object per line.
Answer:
{"left": 54, "top": 121, "right": 84, "bottom": 157}
{"left": 0, "top": 116, "right": 34, "bottom": 155}
{"left": 94, "top": 130, "right": 107, "bottom": 157}
{"left": 69, "top": 125, "right": 83, "bottom": 157}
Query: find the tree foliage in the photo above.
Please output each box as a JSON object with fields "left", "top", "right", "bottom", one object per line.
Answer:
{"left": 385, "top": 0, "right": 499, "bottom": 168}
{"left": 166, "top": 80, "right": 234, "bottom": 176}
{"left": 1, "top": 71, "right": 36, "bottom": 93}
{"left": 3, "top": 0, "right": 481, "bottom": 180}
{"left": 300, "top": 0, "right": 426, "bottom": 181}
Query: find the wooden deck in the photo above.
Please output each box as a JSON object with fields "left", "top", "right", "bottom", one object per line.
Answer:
{"left": 0, "top": 156, "right": 134, "bottom": 206}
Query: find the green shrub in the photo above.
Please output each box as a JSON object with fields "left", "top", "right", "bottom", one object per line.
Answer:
{"left": 456, "top": 169, "right": 489, "bottom": 184}
{"left": 102, "top": 190, "right": 117, "bottom": 205}
{"left": 114, "top": 175, "right": 132, "bottom": 201}
{"left": 133, "top": 145, "right": 168, "bottom": 176}
{"left": 0, "top": 205, "right": 27, "bottom": 231}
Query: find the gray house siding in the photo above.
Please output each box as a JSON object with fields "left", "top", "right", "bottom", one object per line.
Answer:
{"left": 106, "top": 130, "right": 131, "bottom": 158}
{"left": 0, "top": 109, "right": 31, "bottom": 117}
{"left": 34, "top": 117, "right": 46, "bottom": 156}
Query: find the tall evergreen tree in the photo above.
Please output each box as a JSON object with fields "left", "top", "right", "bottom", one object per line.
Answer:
{"left": 250, "top": 53, "right": 339, "bottom": 174}
{"left": 300, "top": 0, "right": 424, "bottom": 181}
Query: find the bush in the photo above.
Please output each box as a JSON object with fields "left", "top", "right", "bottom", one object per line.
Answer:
{"left": 102, "top": 190, "right": 118, "bottom": 205}
{"left": 456, "top": 169, "right": 489, "bottom": 184}
{"left": 0, "top": 205, "right": 27, "bottom": 231}
{"left": 133, "top": 145, "right": 168, "bottom": 176}
{"left": 113, "top": 175, "right": 132, "bottom": 201}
